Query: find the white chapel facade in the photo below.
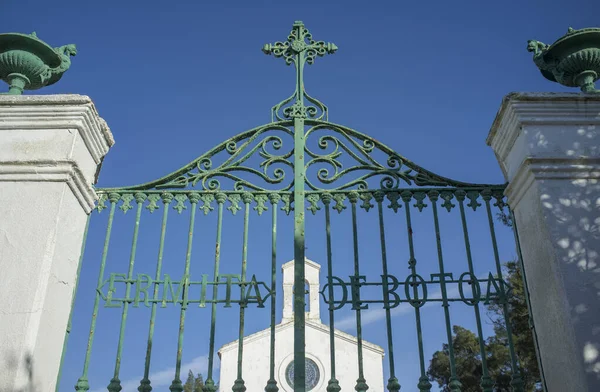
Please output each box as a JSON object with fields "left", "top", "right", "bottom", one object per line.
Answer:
{"left": 218, "top": 259, "right": 385, "bottom": 391}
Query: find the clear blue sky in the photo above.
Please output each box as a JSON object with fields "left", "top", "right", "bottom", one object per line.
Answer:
{"left": 3, "top": 0, "right": 598, "bottom": 391}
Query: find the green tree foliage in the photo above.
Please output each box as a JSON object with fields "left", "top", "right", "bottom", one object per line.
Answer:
{"left": 428, "top": 326, "right": 485, "bottom": 392}
{"left": 194, "top": 373, "right": 205, "bottom": 391}
{"left": 183, "top": 370, "right": 205, "bottom": 392}
{"left": 487, "top": 261, "right": 541, "bottom": 389}
{"left": 427, "top": 261, "right": 542, "bottom": 391}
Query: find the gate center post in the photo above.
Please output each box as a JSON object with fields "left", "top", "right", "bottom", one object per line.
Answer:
{"left": 293, "top": 113, "right": 307, "bottom": 391}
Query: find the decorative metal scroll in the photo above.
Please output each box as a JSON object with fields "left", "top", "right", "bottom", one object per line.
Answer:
{"left": 66, "top": 20, "right": 525, "bottom": 392}
{"left": 100, "top": 120, "right": 501, "bottom": 194}
{"left": 262, "top": 20, "right": 337, "bottom": 122}
{"left": 302, "top": 121, "right": 494, "bottom": 191}
{"left": 106, "top": 124, "right": 295, "bottom": 192}
{"left": 97, "top": 20, "right": 503, "bottom": 195}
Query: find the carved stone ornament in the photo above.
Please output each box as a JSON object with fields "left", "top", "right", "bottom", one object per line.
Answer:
{"left": 528, "top": 27, "right": 600, "bottom": 93}
{"left": 0, "top": 32, "right": 76, "bottom": 95}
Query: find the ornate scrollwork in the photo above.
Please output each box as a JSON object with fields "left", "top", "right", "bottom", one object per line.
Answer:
{"left": 262, "top": 21, "right": 337, "bottom": 122}
{"left": 100, "top": 119, "right": 504, "bottom": 196}
{"left": 98, "top": 21, "right": 504, "bottom": 199}
{"left": 106, "top": 124, "right": 295, "bottom": 192}
{"left": 303, "top": 121, "right": 493, "bottom": 191}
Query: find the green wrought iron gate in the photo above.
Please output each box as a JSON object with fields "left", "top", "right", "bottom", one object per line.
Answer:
{"left": 63, "top": 21, "right": 530, "bottom": 392}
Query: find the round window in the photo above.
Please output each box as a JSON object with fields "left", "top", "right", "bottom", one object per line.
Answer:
{"left": 285, "top": 358, "right": 320, "bottom": 390}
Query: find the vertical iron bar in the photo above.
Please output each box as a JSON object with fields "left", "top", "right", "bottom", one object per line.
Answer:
{"left": 348, "top": 191, "right": 369, "bottom": 392}
{"left": 233, "top": 193, "right": 253, "bottom": 392}
{"left": 401, "top": 191, "right": 432, "bottom": 392}
{"left": 455, "top": 190, "right": 493, "bottom": 391}
{"left": 428, "top": 190, "right": 462, "bottom": 392}
{"left": 108, "top": 193, "right": 147, "bottom": 392}
{"left": 322, "top": 194, "right": 340, "bottom": 392}
{"left": 75, "top": 193, "right": 119, "bottom": 392}
{"left": 293, "top": 120, "right": 306, "bottom": 389}
{"left": 139, "top": 193, "right": 173, "bottom": 392}
{"left": 265, "top": 194, "right": 280, "bottom": 392}
{"left": 56, "top": 214, "right": 90, "bottom": 392}
{"left": 292, "top": 21, "right": 308, "bottom": 391}
{"left": 169, "top": 193, "right": 200, "bottom": 392}
{"left": 482, "top": 192, "right": 524, "bottom": 392}
{"left": 374, "top": 192, "right": 400, "bottom": 392}
{"left": 204, "top": 194, "right": 225, "bottom": 392}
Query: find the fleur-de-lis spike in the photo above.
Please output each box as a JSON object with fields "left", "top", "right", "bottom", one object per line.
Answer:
{"left": 386, "top": 191, "right": 402, "bottom": 213}
{"left": 360, "top": 192, "right": 374, "bottom": 212}
{"left": 119, "top": 194, "right": 134, "bottom": 213}
{"left": 96, "top": 193, "right": 108, "bottom": 213}
{"left": 146, "top": 194, "right": 161, "bottom": 213}
{"left": 254, "top": 194, "right": 269, "bottom": 216}
{"left": 440, "top": 191, "right": 455, "bottom": 212}
{"left": 306, "top": 194, "right": 321, "bottom": 215}
{"left": 332, "top": 193, "right": 347, "bottom": 213}
{"left": 200, "top": 194, "right": 215, "bottom": 215}
{"left": 227, "top": 194, "right": 242, "bottom": 215}
{"left": 173, "top": 194, "right": 188, "bottom": 213}
{"left": 281, "top": 194, "right": 293, "bottom": 215}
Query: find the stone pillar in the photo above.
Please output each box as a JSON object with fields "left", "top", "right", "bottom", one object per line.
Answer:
{"left": 487, "top": 92, "right": 600, "bottom": 392}
{"left": 0, "top": 95, "right": 114, "bottom": 392}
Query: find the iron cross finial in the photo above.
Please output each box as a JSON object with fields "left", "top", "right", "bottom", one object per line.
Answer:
{"left": 262, "top": 21, "right": 338, "bottom": 64}
{"left": 262, "top": 21, "right": 338, "bottom": 121}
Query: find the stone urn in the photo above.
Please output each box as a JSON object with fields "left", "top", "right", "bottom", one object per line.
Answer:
{"left": 527, "top": 27, "right": 600, "bottom": 93}
{"left": 0, "top": 32, "right": 76, "bottom": 95}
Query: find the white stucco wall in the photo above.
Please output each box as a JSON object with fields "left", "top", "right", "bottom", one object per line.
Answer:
{"left": 218, "top": 259, "right": 384, "bottom": 391}
{"left": 0, "top": 95, "right": 113, "bottom": 392}
{"left": 282, "top": 258, "right": 321, "bottom": 323}
{"left": 487, "top": 92, "right": 600, "bottom": 392}
{"left": 218, "top": 321, "right": 384, "bottom": 392}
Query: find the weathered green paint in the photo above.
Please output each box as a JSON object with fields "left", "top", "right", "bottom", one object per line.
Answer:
{"left": 97, "top": 272, "right": 272, "bottom": 308}
{"left": 429, "top": 191, "right": 462, "bottom": 392}
{"left": 204, "top": 195, "right": 225, "bottom": 392}
{"left": 0, "top": 32, "right": 76, "bottom": 94}
{"left": 320, "top": 274, "right": 508, "bottom": 309}
{"left": 374, "top": 191, "right": 400, "bottom": 392}
{"left": 483, "top": 193, "right": 524, "bottom": 392}
{"left": 263, "top": 20, "right": 338, "bottom": 390}
{"left": 71, "top": 189, "right": 521, "bottom": 391}
{"left": 455, "top": 190, "right": 494, "bottom": 392}
{"left": 292, "top": 114, "right": 307, "bottom": 392}
{"left": 169, "top": 193, "right": 200, "bottom": 392}
{"left": 232, "top": 193, "right": 252, "bottom": 392}
{"left": 108, "top": 193, "right": 147, "bottom": 392}
{"left": 63, "top": 21, "right": 531, "bottom": 392}
{"left": 348, "top": 192, "right": 369, "bottom": 392}
{"left": 528, "top": 26, "right": 600, "bottom": 93}
{"left": 265, "top": 194, "right": 280, "bottom": 392}
{"left": 139, "top": 192, "right": 173, "bottom": 392}
{"left": 321, "top": 193, "right": 340, "bottom": 392}
{"left": 262, "top": 21, "right": 337, "bottom": 123}
{"left": 402, "top": 191, "right": 432, "bottom": 392}
{"left": 75, "top": 194, "right": 118, "bottom": 392}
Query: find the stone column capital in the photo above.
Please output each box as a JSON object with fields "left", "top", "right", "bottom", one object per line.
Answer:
{"left": 0, "top": 94, "right": 114, "bottom": 213}
{"left": 487, "top": 92, "right": 600, "bottom": 205}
